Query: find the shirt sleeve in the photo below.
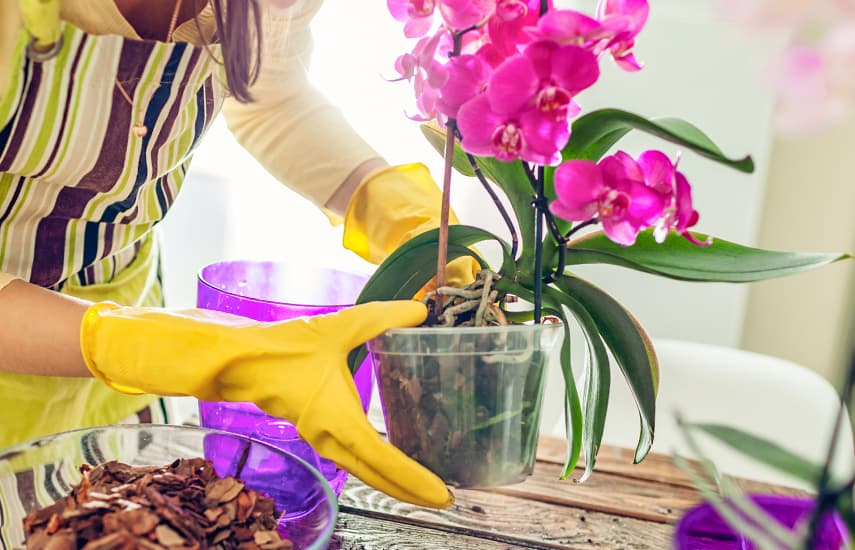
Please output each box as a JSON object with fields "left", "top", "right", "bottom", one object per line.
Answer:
{"left": 222, "top": 0, "right": 380, "bottom": 210}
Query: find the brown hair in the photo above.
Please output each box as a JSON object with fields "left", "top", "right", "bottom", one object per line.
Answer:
{"left": 208, "top": 0, "right": 264, "bottom": 103}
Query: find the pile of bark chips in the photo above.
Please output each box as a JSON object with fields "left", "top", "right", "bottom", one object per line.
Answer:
{"left": 21, "top": 458, "right": 292, "bottom": 550}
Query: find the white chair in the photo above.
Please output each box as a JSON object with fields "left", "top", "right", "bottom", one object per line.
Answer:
{"left": 547, "top": 338, "right": 855, "bottom": 490}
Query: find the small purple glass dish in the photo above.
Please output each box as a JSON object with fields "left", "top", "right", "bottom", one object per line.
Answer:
{"left": 674, "top": 494, "right": 849, "bottom": 549}
{"left": 196, "top": 260, "right": 372, "bottom": 496}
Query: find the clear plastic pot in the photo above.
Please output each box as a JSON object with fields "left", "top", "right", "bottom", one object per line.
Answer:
{"left": 369, "top": 323, "right": 561, "bottom": 488}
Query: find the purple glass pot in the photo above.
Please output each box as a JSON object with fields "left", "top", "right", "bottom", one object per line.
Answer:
{"left": 196, "top": 260, "right": 372, "bottom": 495}
{"left": 674, "top": 494, "right": 849, "bottom": 549}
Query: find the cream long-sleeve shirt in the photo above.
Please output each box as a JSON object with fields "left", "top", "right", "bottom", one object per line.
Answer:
{"left": 0, "top": 0, "right": 381, "bottom": 291}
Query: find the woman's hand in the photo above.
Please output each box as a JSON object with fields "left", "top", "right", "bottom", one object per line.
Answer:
{"left": 78, "top": 299, "right": 453, "bottom": 508}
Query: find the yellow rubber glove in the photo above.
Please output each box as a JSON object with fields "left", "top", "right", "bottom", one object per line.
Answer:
{"left": 343, "top": 163, "right": 480, "bottom": 292}
{"left": 79, "top": 300, "right": 453, "bottom": 509}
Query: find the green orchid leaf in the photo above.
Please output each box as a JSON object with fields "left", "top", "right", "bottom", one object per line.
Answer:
{"left": 545, "top": 285, "right": 611, "bottom": 482}
{"left": 347, "top": 225, "right": 512, "bottom": 374}
{"left": 684, "top": 423, "right": 823, "bottom": 486}
{"left": 566, "top": 229, "right": 852, "bottom": 283}
{"left": 563, "top": 108, "right": 754, "bottom": 173}
{"left": 420, "top": 121, "right": 476, "bottom": 177}
{"left": 555, "top": 275, "right": 657, "bottom": 463}
{"left": 836, "top": 491, "right": 855, "bottom": 538}
{"left": 420, "top": 123, "right": 536, "bottom": 254}
{"left": 495, "top": 279, "right": 583, "bottom": 478}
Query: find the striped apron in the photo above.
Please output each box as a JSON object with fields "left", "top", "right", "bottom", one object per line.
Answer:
{"left": 0, "top": 9, "right": 224, "bottom": 449}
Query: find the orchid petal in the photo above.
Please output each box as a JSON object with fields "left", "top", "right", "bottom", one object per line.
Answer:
{"left": 550, "top": 45, "right": 601, "bottom": 95}
{"left": 623, "top": 180, "right": 666, "bottom": 225}
{"left": 389, "top": 0, "right": 410, "bottom": 21}
{"left": 533, "top": 9, "right": 603, "bottom": 46}
{"left": 439, "top": 0, "right": 495, "bottom": 30}
{"left": 614, "top": 51, "right": 643, "bottom": 71}
{"left": 394, "top": 53, "right": 418, "bottom": 79}
{"left": 519, "top": 108, "right": 569, "bottom": 164}
{"left": 602, "top": 216, "right": 640, "bottom": 246}
{"left": 637, "top": 150, "right": 674, "bottom": 194}
{"left": 427, "top": 60, "right": 450, "bottom": 88}
{"left": 488, "top": 0, "right": 546, "bottom": 57}
{"left": 523, "top": 40, "right": 555, "bottom": 79}
{"left": 600, "top": 152, "right": 642, "bottom": 185}
{"left": 552, "top": 160, "right": 604, "bottom": 221}
{"left": 438, "top": 54, "right": 491, "bottom": 117}
{"left": 404, "top": 16, "right": 435, "bottom": 38}
{"left": 458, "top": 94, "right": 503, "bottom": 155}
{"left": 674, "top": 171, "right": 698, "bottom": 232}
{"left": 488, "top": 55, "right": 539, "bottom": 114}
{"left": 600, "top": 0, "right": 649, "bottom": 32}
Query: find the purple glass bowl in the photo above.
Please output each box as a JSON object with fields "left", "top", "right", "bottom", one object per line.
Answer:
{"left": 0, "top": 425, "right": 337, "bottom": 550}
{"left": 674, "top": 494, "right": 849, "bottom": 549}
{"left": 196, "top": 260, "right": 372, "bottom": 495}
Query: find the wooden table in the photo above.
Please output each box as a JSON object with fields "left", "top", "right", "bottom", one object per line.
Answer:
{"left": 329, "top": 435, "right": 805, "bottom": 549}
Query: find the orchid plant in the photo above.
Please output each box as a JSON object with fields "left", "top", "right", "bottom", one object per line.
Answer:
{"left": 348, "top": 0, "right": 850, "bottom": 481}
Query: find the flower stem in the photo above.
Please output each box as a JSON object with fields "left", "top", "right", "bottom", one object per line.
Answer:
{"left": 464, "top": 151, "right": 519, "bottom": 259}
{"left": 435, "top": 118, "right": 457, "bottom": 318}
{"left": 565, "top": 218, "right": 599, "bottom": 241}
{"left": 533, "top": 166, "right": 546, "bottom": 323}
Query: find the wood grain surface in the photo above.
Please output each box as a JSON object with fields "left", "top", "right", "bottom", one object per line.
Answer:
{"left": 334, "top": 435, "right": 806, "bottom": 549}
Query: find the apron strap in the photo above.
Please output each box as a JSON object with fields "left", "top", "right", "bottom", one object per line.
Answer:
{"left": 19, "top": 0, "right": 63, "bottom": 61}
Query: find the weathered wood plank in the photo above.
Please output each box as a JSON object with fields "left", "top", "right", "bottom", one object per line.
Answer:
{"left": 339, "top": 478, "right": 675, "bottom": 549}
{"left": 331, "top": 512, "right": 543, "bottom": 549}
{"left": 483, "top": 460, "right": 702, "bottom": 524}
{"left": 537, "top": 437, "right": 810, "bottom": 496}
{"left": 537, "top": 436, "right": 698, "bottom": 488}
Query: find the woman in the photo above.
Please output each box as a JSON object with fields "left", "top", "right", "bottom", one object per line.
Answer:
{"left": 0, "top": 0, "right": 471, "bottom": 508}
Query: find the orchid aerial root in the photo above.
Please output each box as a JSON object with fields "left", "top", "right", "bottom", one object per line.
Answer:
{"left": 421, "top": 270, "right": 508, "bottom": 327}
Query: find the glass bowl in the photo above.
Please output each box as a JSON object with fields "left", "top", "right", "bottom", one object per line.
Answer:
{"left": 674, "top": 494, "right": 848, "bottom": 549}
{"left": 196, "top": 260, "right": 372, "bottom": 496}
{"left": 0, "top": 424, "right": 337, "bottom": 550}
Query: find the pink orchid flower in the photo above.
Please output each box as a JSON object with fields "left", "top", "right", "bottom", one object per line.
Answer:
{"left": 456, "top": 40, "right": 598, "bottom": 164}
{"left": 487, "top": 42, "right": 598, "bottom": 120}
{"left": 392, "top": 31, "right": 451, "bottom": 120}
{"left": 389, "top": 0, "right": 439, "bottom": 38}
{"left": 438, "top": 54, "right": 493, "bottom": 118}
{"left": 487, "top": 0, "right": 550, "bottom": 58}
{"left": 550, "top": 156, "right": 666, "bottom": 246}
{"left": 634, "top": 150, "right": 706, "bottom": 245}
{"left": 526, "top": 8, "right": 607, "bottom": 49}
{"left": 596, "top": 0, "right": 649, "bottom": 71}
{"left": 439, "top": 0, "right": 496, "bottom": 30}
{"left": 457, "top": 94, "right": 568, "bottom": 165}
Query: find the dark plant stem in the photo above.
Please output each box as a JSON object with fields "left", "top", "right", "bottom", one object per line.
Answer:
{"left": 565, "top": 218, "right": 599, "bottom": 241}
{"left": 464, "top": 151, "right": 520, "bottom": 259}
{"left": 533, "top": 165, "right": 546, "bottom": 323}
{"left": 804, "top": 349, "right": 855, "bottom": 549}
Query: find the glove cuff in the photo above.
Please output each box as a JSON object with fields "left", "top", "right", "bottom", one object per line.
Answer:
{"left": 80, "top": 302, "right": 147, "bottom": 395}
{"left": 343, "top": 163, "right": 457, "bottom": 264}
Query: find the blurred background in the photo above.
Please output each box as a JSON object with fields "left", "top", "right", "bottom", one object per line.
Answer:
{"left": 158, "top": 0, "right": 854, "bottom": 393}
